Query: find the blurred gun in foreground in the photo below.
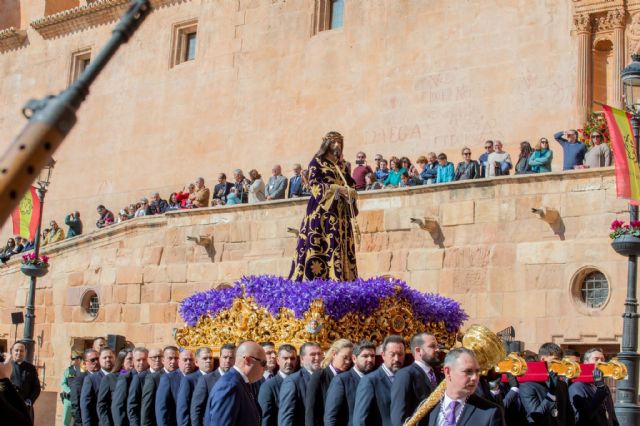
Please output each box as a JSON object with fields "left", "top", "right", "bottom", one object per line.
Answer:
{"left": 0, "top": 0, "right": 151, "bottom": 224}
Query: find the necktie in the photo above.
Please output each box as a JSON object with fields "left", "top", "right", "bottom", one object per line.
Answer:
{"left": 427, "top": 370, "right": 437, "bottom": 387}
{"left": 445, "top": 400, "right": 458, "bottom": 426}
{"left": 388, "top": 374, "right": 394, "bottom": 384}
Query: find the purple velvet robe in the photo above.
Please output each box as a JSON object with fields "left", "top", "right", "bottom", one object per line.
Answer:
{"left": 288, "top": 156, "right": 358, "bottom": 282}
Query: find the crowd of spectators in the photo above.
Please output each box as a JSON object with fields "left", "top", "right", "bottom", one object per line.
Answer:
{"left": 51, "top": 335, "right": 617, "bottom": 426}
{"left": 1, "top": 130, "right": 614, "bottom": 252}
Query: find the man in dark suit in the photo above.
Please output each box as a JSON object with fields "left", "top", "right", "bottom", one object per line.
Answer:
{"left": 81, "top": 347, "right": 115, "bottom": 426}
{"left": 112, "top": 347, "right": 149, "bottom": 426}
{"left": 190, "top": 343, "right": 236, "bottom": 426}
{"left": 418, "top": 348, "right": 504, "bottom": 426}
{"left": 72, "top": 349, "right": 100, "bottom": 426}
{"left": 140, "top": 346, "right": 179, "bottom": 426}
{"left": 520, "top": 343, "right": 575, "bottom": 426}
{"left": 258, "top": 344, "right": 298, "bottom": 426}
{"left": 569, "top": 348, "right": 618, "bottom": 426}
{"left": 390, "top": 332, "right": 442, "bottom": 426}
{"left": 127, "top": 348, "right": 162, "bottom": 426}
{"left": 97, "top": 364, "right": 120, "bottom": 426}
{"left": 305, "top": 339, "right": 353, "bottom": 426}
{"left": 212, "top": 173, "right": 235, "bottom": 205}
{"left": 156, "top": 349, "right": 195, "bottom": 426}
{"left": 0, "top": 350, "right": 32, "bottom": 425}
{"left": 10, "top": 341, "right": 41, "bottom": 421}
{"left": 177, "top": 347, "right": 214, "bottom": 426}
{"left": 206, "top": 341, "right": 266, "bottom": 426}
{"left": 278, "top": 342, "right": 323, "bottom": 426}
{"left": 352, "top": 335, "right": 405, "bottom": 426}
{"left": 325, "top": 340, "right": 377, "bottom": 426}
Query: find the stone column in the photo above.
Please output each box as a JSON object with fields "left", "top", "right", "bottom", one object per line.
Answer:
{"left": 575, "top": 14, "right": 592, "bottom": 125}
{"left": 611, "top": 9, "right": 627, "bottom": 109}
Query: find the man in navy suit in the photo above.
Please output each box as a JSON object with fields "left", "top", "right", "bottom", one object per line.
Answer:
{"left": 325, "top": 340, "right": 377, "bottom": 426}
{"left": 390, "top": 332, "right": 442, "bottom": 426}
{"left": 112, "top": 347, "right": 149, "bottom": 426}
{"left": 97, "top": 357, "right": 122, "bottom": 426}
{"left": 140, "top": 346, "right": 179, "bottom": 426}
{"left": 72, "top": 349, "right": 100, "bottom": 426}
{"left": 206, "top": 341, "right": 267, "bottom": 426}
{"left": 306, "top": 339, "right": 353, "bottom": 426}
{"left": 156, "top": 349, "right": 195, "bottom": 426}
{"left": 419, "top": 348, "right": 504, "bottom": 426}
{"left": 127, "top": 348, "right": 163, "bottom": 426}
{"left": 190, "top": 343, "right": 236, "bottom": 426}
{"left": 81, "top": 347, "right": 115, "bottom": 426}
{"left": 287, "top": 164, "right": 303, "bottom": 198}
{"left": 258, "top": 344, "right": 298, "bottom": 426}
{"left": 176, "top": 347, "right": 214, "bottom": 426}
{"left": 278, "top": 342, "right": 324, "bottom": 426}
{"left": 352, "top": 335, "right": 405, "bottom": 426}
{"left": 569, "top": 348, "right": 617, "bottom": 426}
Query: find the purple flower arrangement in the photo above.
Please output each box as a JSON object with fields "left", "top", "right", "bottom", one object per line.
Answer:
{"left": 179, "top": 275, "right": 467, "bottom": 331}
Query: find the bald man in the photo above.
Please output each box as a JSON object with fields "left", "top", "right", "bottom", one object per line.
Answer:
{"left": 206, "top": 341, "right": 266, "bottom": 426}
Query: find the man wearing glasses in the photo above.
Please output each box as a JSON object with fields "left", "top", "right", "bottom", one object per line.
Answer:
{"left": 352, "top": 152, "right": 373, "bottom": 191}
{"left": 128, "top": 348, "right": 163, "bottom": 426}
{"left": 206, "top": 341, "right": 267, "bottom": 426}
{"left": 71, "top": 349, "right": 100, "bottom": 426}
{"left": 554, "top": 129, "right": 587, "bottom": 170}
{"left": 584, "top": 131, "right": 612, "bottom": 168}
{"left": 478, "top": 140, "right": 494, "bottom": 178}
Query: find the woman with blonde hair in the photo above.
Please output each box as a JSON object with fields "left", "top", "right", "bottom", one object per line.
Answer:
{"left": 307, "top": 339, "right": 354, "bottom": 425}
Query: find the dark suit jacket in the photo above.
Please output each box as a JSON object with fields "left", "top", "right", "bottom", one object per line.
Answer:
{"left": 112, "top": 370, "right": 137, "bottom": 426}
{"left": 324, "top": 368, "right": 363, "bottom": 426}
{"left": 257, "top": 373, "right": 284, "bottom": 426}
{"left": 127, "top": 369, "right": 151, "bottom": 426}
{"left": 191, "top": 369, "right": 222, "bottom": 426}
{"left": 11, "top": 360, "right": 40, "bottom": 403}
{"left": 140, "top": 369, "right": 165, "bottom": 426}
{"left": 520, "top": 381, "right": 575, "bottom": 426}
{"left": 0, "top": 377, "right": 32, "bottom": 426}
{"left": 278, "top": 368, "right": 312, "bottom": 426}
{"left": 352, "top": 367, "right": 393, "bottom": 426}
{"left": 72, "top": 371, "right": 89, "bottom": 426}
{"left": 156, "top": 370, "right": 185, "bottom": 426}
{"left": 81, "top": 371, "right": 106, "bottom": 426}
{"left": 569, "top": 382, "right": 618, "bottom": 426}
{"left": 205, "top": 368, "right": 260, "bottom": 426}
{"left": 390, "top": 363, "right": 438, "bottom": 426}
{"left": 176, "top": 371, "right": 204, "bottom": 426}
{"left": 97, "top": 372, "right": 119, "bottom": 425}
{"left": 420, "top": 393, "right": 505, "bottom": 426}
{"left": 305, "top": 366, "right": 336, "bottom": 426}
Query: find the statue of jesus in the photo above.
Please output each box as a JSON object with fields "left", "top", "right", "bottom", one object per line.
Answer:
{"left": 288, "top": 131, "right": 359, "bottom": 282}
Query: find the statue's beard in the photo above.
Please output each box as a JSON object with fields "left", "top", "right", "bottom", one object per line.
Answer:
{"left": 332, "top": 146, "right": 342, "bottom": 159}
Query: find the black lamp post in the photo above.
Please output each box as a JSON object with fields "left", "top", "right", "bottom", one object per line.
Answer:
{"left": 616, "top": 53, "right": 640, "bottom": 424}
{"left": 21, "top": 158, "right": 54, "bottom": 364}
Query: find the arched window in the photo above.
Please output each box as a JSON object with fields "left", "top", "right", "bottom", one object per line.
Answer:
{"left": 592, "top": 39, "right": 613, "bottom": 112}
{"left": 330, "top": 0, "right": 344, "bottom": 29}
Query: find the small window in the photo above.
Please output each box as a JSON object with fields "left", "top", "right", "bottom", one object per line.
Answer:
{"left": 81, "top": 290, "right": 99, "bottom": 320}
{"left": 330, "top": 0, "right": 344, "bottom": 29}
{"left": 171, "top": 19, "right": 198, "bottom": 67}
{"left": 581, "top": 271, "right": 609, "bottom": 308}
{"left": 69, "top": 48, "right": 91, "bottom": 85}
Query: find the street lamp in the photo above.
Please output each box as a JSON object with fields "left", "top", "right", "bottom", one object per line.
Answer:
{"left": 616, "top": 54, "right": 640, "bottom": 424}
{"left": 21, "top": 158, "right": 55, "bottom": 364}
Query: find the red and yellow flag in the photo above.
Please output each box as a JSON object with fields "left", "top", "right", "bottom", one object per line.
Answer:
{"left": 602, "top": 105, "right": 640, "bottom": 201}
{"left": 11, "top": 186, "right": 41, "bottom": 240}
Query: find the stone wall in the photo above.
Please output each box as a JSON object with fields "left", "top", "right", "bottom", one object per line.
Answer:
{"left": 0, "top": 168, "right": 629, "bottom": 414}
{"left": 0, "top": 0, "right": 576, "bottom": 238}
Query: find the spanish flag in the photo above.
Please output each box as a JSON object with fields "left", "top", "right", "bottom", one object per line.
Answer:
{"left": 11, "top": 186, "right": 41, "bottom": 240}
{"left": 602, "top": 105, "right": 640, "bottom": 201}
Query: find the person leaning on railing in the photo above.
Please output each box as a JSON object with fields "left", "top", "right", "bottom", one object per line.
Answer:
{"left": 529, "top": 138, "right": 553, "bottom": 173}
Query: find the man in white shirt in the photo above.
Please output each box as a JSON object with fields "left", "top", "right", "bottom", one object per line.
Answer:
{"left": 486, "top": 140, "right": 512, "bottom": 177}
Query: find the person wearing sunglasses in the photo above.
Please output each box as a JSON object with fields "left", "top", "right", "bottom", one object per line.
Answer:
{"left": 554, "top": 129, "right": 587, "bottom": 170}
{"left": 70, "top": 349, "right": 100, "bottom": 426}
{"left": 529, "top": 138, "right": 553, "bottom": 173}
{"left": 584, "top": 131, "right": 612, "bottom": 168}
{"left": 207, "top": 341, "right": 266, "bottom": 426}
